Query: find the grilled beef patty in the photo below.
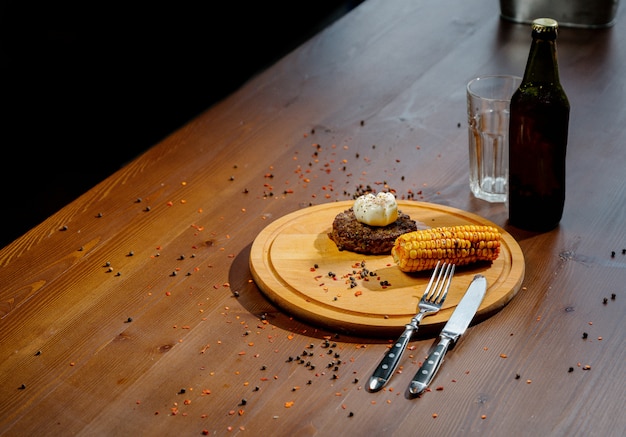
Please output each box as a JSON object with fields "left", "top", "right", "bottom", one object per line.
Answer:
{"left": 328, "top": 208, "right": 418, "bottom": 255}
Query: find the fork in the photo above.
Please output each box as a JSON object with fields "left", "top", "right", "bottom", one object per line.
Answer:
{"left": 366, "top": 261, "right": 455, "bottom": 392}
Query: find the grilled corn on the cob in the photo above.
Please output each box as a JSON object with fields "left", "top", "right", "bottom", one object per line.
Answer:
{"left": 392, "top": 225, "right": 501, "bottom": 272}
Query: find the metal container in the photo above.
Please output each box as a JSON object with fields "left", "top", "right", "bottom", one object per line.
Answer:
{"left": 500, "top": 0, "right": 619, "bottom": 28}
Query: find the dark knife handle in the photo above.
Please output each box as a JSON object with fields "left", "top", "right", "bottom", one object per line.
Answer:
{"left": 367, "top": 325, "right": 415, "bottom": 392}
{"left": 408, "top": 336, "right": 453, "bottom": 395}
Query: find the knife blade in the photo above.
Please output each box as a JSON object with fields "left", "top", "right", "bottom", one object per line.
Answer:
{"left": 408, "top": 274, "right": 487, "bottom": 395}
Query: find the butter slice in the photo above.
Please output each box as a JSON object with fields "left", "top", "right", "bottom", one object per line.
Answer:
{"left": 353, "top": 192, "right": 398, "bottom": 226}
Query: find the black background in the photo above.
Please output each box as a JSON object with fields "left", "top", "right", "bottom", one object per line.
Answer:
{"left": 1, "top": 2, "right": 361, "bottom": 248}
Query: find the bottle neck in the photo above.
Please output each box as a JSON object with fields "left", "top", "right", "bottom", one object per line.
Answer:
{"left": 522, "top": 37, "right": 561, "bottom": 87}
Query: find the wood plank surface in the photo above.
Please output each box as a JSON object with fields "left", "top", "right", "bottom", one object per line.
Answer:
{"left": 1, "top": 0, "right": 625, "bottom": 436}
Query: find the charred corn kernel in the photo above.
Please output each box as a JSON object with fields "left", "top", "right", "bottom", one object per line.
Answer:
{"left": 392, "top": 225, "right": 501, "bottom": 272}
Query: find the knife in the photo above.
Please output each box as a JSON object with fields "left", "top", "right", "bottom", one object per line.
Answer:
{"left": 408, "top": 274, "right": 487, "bottom": 396}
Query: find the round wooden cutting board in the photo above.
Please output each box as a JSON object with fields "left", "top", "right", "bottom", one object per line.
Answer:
{"left": 249, "top": 201, "right": 524, "bottom": 338}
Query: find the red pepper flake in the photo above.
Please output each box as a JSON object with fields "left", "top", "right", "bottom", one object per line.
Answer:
{"left": 238, "top": 351, "right": 246, "bottom": 356}
{"left": 499, "top": 353, "right": 508, "bottom": 358}
{"left": 354, "top": 290, "right": 363, "bottom": 297}
{"left": 435, "top": 386, "right": 444, "bottom": 391}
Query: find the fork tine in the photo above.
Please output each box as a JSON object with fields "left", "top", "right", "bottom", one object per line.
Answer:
{"left": 436, "top": 263, "right": 455, "bottom": 304}
{"left": 427, "top": 262, "right": 449, "bottom": 302}
{"left": 421, "top": 260, "right": 442, "bottom": 298}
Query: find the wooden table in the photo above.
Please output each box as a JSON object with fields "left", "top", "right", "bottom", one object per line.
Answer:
{"left": 2, "top": 0, "right": 625, "bottom": 435}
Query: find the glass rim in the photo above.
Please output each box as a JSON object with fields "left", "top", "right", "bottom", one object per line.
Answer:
{"left": 467, "top": 74, "right": 522, "bottom": 102}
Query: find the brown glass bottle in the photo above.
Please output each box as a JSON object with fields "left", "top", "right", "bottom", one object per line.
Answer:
{"left": 508, "top": 18, "right": 570, "bottom": 231}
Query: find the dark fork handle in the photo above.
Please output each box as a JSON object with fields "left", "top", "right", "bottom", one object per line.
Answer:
{"left": 366, "top": 323, "right": 416, "bottom": 392}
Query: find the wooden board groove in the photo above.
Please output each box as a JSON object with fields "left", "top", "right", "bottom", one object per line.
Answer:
{"left": 250, "top": 201, "right": 524, "bottom": 338}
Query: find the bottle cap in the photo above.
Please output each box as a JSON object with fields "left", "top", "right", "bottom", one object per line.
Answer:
{"left": 532, "top": 18, "right": 558, "bottom": 33}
